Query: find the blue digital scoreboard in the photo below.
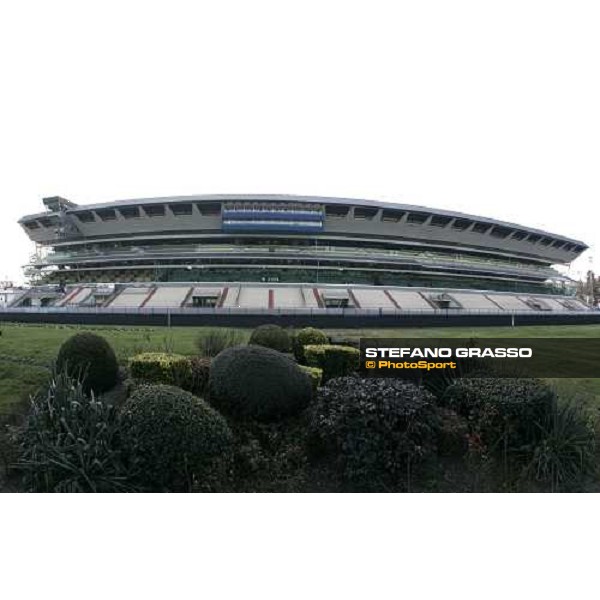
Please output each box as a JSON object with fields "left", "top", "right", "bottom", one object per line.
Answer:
{"left": 222, "top": 203, "right": 324, "bottom": 233}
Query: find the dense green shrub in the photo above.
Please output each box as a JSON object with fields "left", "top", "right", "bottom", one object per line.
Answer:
{"left": 230, "top": 417, "right": 309, "bottom": 492}
{"left": 304, "top": 344, "right": 360, "bottom": 381}
{"left": 195, "top": 329, "right": 245, "bottom": 358}
{"left": 443, "top": 378, "right": 555, "bottom": 454}
{"left": 249, "top": 324, "right": 292, "bottom": 353}
{"left": 129, "top": 352, "right": 192, "bottom": 388}
{"left": 121, "top": 384, "right": 233, "bottom": 491}
{"left": 299, "top": 365, "right": 323, "bottom": 394}
{"left": 209, "top": 345, "right": 312, "bottom": 421}
{"left": 16, "top": 371, "right": 132, "bottom": 492}
{"left": 56, "top": 332, "right": 119, "bottom": 394}
{"left": 308, "top": 376, "right": 439, "bottom": 491}
{"left": 435, "top": 407, "right": 469, "bottom": 456}
{"left": 293, "top": 327, "right": 328, "bottom": 362}
{"left": 188, "top": 356, "right": 211, "bottom": 396}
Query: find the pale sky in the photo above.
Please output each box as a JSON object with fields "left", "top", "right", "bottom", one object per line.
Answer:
{"left": 1, "top": 1, "right": 598, "bottom": 285}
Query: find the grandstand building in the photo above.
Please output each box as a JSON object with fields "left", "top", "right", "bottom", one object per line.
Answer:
{"left": 14, "top": 194, "right": 589, "bottom": 312}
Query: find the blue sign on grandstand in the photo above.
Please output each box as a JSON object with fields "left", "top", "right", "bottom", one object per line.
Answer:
{"left": 222, "top": 207, "right": 324, "bottom": 233}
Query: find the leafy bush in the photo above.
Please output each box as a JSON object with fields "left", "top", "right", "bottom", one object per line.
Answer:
{"left": 188, "top": 356, "right": 211, "bottom": 396}
{"left": 249, "top": 324, "right": 292, "bottom": 353}
{"left": 16, "top": 371, "right": 132, "bottom": 492}
{"left": 56, "top": 332, "right": 119, "bottom": 394}
{"left": 299, "top": 365, "right": 323, "bottom": 394}
{"left": 435, "top": 407, "right": 469, "bottom": 456}
{"left": 308, "top": 376, "right": 439, "bottom": 491}
{"left": 525, "top": 401, "right": 596, "bottom": 491}
{"left": 195, "top": 329, "right": 245, "bottom": 358}
{"left": 129, "top": 352, "right": 192, "bottom": 388}
{"left": 443, "top": 378, "right": 555, "bottom": 455}
{"left": 293, "top": 327, "right": 328, "bottom": 362}
{"left": 121, "top": 384, "right": 233, "bottom": 491}
{"left": 304, "top": 344, "right": 360, "bottom": 381}
{"left": 230, "top": 417, "right": 309, "bottom": 492}
{"left": 209, "top": 345, "right": 312, "bottom": 421}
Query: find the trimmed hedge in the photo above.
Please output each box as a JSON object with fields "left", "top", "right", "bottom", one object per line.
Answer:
{"left": 293, "top": 327, "right": 328, "bottom": 362}
{"left": 299, "top": 365, "right": 323, "bottom": 394}
{"left": 129, "top": 352, "right": 192, "bottom": 388}
{"left": 209, "top": 345, "right": 312, "bottom": 421}
{"left": 121, "top": 384, "right": 233, "bottom": 491}
{"left": 308, "top": 376, "right": 439, "bottom": 491}
{"left": 304, "top": 344, "right": 360, "bottom": 381}
{"left": 443, "top": 377, "right": 555, "bottom": 453}
{"left": 249, "top": 324, "right": 292, "bottom": 353}
{"left": 56, "top": 332, "right": 119, "bottom": 394}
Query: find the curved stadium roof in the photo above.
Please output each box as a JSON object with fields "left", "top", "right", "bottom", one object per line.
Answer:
{"left": 19, "top": 194, "right": 588, "bottom": 266}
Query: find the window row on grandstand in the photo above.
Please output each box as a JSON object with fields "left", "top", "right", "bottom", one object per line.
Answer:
{"left": 42, "top": 257, "right": 554, "bottom": 284}
{"left": 43, "top": 242, "right": 553, "bottom": 273}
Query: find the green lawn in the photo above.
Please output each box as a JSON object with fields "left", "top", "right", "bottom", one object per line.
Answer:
{"left": 330, "top": 324, "right": 600, "bottom": 339}
{"left": 0, "top": 323, "right": 253, "bottom": 414}
{"left": 1, "top": 321, "right": 599, "bottom": 415}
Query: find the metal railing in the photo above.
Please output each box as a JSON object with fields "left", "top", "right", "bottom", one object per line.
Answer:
{"left": 1, "top": 306, "right": 596, "bottom": 317}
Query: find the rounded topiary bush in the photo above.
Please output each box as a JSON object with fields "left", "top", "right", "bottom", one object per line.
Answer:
{"left": 293, "top": 327, "right": 328, "bottom": 362}
{"left": 248, "top": 324, "right": 292, "bottom": 353}
{"left": 56, "top": 332, "right": 119, "bottom": 394}
{"left": 208, "top": 345, "right": 312, "bottom": 421}
{"left": 308, "top": 376, "right": 439, "bottom": 491}
{"left": 121, "top": 384, "right": 233, "bottom": 491}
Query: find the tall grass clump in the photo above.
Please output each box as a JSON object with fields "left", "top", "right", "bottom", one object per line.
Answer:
{"left": 15, "top": 371, "right": 132, "bottom": 492}
{"left": 195, "top": 329, "right": 245, "bottom": 358}
{"left": 525, "top": 400, "right": 596, "bottom": 491}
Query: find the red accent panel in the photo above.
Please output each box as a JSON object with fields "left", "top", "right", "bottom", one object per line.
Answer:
{"left": 418, "top": 291, "right": 437, "bottom": 309}
{"left": 61, "top": 287, "right": 81, "bottom": 306}
{"left": 485, "top": 295, "right": 504, "bottom": 310}
{"left": 181, "top": 287, "right": 194, "bottom": 307}
{"left": 347, "top": 289, "right": 361, "bottom": 308}
{"left": 140, "top": 287, "right": 157, "bottom": 308}
{"left": 268, "top": 289, "right": 274, "bottom": 309}
{"left": 312, "top": 288, "right": 323, "bottom": 308}
{"left": 217, "top": 287, "right": 229, "bottom": 308}
{"left": 384, "top": 289, "right": 400, "bottom": 309}
{"left": 104, "top": 287, "right": 124, "bottom": 308}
